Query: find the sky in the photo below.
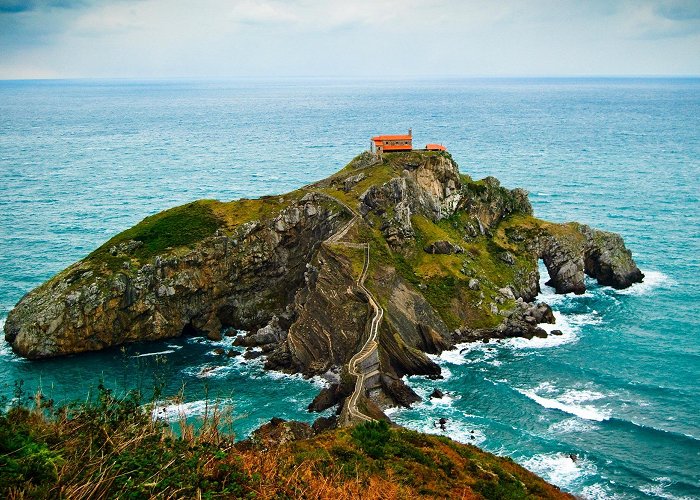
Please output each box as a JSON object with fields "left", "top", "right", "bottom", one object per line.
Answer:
{"left": 0, "top": 0, "right": 699, "bottom": 79}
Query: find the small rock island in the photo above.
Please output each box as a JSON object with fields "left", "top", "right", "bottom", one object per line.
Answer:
{"left": 4, "top": 148, "right": 643, "bottom": 426}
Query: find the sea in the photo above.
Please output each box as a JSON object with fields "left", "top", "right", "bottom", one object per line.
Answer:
{"left": 0, "top": 78, "right": 698, "bottom": 499}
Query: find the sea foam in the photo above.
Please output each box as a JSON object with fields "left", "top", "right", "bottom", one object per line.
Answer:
{"left": 152, "top": 398, "right": 233, "bottom": 421}
{"left": 614, "top": 270, "right": 673, "bottom": 296}
{"left": 639, "top": 477, "right": 696, "bottom": 500}
{"left": 521, "top": 453, "right": 596, "bottom": 490}
{"left": 514, "top": 382, "right": 610, "bottom": 422}
{"left": 391, "top": 413, "right": 487, "bottom": 446}
{"left": 548, "top": 417, "right": 596, "bottom": 434}
{"left": 130, "top": 349, "right": 176, "bottom": 358}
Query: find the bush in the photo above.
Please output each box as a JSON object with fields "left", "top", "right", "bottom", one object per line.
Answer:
{"left": 351, "top": 420, "right": 391, "bottom": 459}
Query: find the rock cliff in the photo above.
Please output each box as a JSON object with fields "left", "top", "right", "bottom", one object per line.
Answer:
{"left": 5, "top": 150, "right": 644, "bottom": 421}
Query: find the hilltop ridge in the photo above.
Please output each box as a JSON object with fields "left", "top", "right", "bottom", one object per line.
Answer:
{"left": 4, "top": 150, "right": 643, "bottom": 425}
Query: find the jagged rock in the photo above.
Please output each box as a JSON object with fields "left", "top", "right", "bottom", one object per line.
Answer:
{"left": 250, "top": 418, "right": 314, "bottom": 447}
{"left": 500, "top": 251, "right": 515, "bottom": 265}
{"left": 226, "top": 349, "right": 240, "bottom": 358}
{"left": 311, "top": 416, "right": 337, "bottom": 433}
{"left": 343, "top": 172, "right": 365, "bottom": 192}
{"left": 429, "top": 388, "right": 444, "bottom": 399}
{"left": 468, "top": 279, "right": 481, "bottom": 290}
{"left": 581, "top": 226, "right": 645, "bottom": 289}
{"left": 308, "top": 383, "right": 351, "bottom": 412}
{"left": 424, "top": 240, "right": 464, "bottom": 255}
{"left": 235, "top": 316, "right": 286, "bottom": 348}
{"left": 285, "top": 247, "right": 368, "bottom": 376}
{"left": 498, "top": 287, "right": 515, "bottom": 300}
{"left": 381, "top": 375, "right": 421, "bottom": 407}
{"left": 535, "top": 224, "right": 644, "bottom": 294}
{"left": 264, "top": 343, "right": 293, "bottom": 371}
{"left": 551, "top": 329, "right": 563, "bottom": 336}
{"left": 455, "top": 301, "right": 556, "bottom": 342}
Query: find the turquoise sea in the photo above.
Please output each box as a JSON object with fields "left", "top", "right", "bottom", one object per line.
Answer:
{"left": 0, "top": 78, "right": 698, "bottom": 498}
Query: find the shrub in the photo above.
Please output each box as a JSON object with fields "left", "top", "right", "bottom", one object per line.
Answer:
{"left": 351, "top": 420, "right": 391, "bottom": 459}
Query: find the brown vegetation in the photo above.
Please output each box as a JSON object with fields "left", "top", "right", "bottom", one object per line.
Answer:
{"left": 1, "top": 387, "right": 572, "bottom": 499}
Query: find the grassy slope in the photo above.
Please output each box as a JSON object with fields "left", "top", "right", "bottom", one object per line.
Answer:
{"left": 0, "top": 389, "right": 571, "bottom": 499}
{"left": 85, "top": 194, "right": 303, "bottom": 274}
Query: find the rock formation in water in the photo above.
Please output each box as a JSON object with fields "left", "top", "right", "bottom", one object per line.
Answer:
{"left": 4, "top": 150, "right": 643, "bottom": 421}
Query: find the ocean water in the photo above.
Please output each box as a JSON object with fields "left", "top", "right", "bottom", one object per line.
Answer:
{"left": 0, "top": 78, "right": 698, "bottom": 498}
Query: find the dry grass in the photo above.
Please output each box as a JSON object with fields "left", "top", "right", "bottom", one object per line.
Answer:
{"left": 1, "top": 386, "right": 573, "bottom": 499}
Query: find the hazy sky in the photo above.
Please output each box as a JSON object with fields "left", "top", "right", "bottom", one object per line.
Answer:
{"left": 1, "top": 0, "right": 699, "bottom": 79}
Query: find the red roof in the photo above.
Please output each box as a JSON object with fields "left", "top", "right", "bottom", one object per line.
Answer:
{"left": 426, "top": 144, "right": 446, "bottom": 151}
{"left": 372, "top": 134, "right": 412, "bottom": 142}
{"left": 381, "top": 144, "right": 412, "bottom": 151}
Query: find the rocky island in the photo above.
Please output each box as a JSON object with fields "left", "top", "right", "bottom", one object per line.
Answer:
{"left": 4, "top": 150, "right": 643, "bottom": 427}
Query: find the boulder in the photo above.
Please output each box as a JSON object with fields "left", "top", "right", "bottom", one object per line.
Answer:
{"left": 424, "top": 240, "right": 464, "bottom": 255}
{"left": 429, "top": 388, "right": 444, "bottom": 399}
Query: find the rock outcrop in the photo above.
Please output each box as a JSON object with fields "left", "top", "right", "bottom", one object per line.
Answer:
{"left": 4, "top": 194, "right": 349, "bottom": 358}
{"left": 4, "top": 149, "right": 644, "bottom": 421}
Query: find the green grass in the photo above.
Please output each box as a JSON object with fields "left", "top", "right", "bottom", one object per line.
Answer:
{"left": 98, "top": 201, "right": 221, "bottom": 256}
{"left": 84, "top": 194, "right": 303, "bottom": 273}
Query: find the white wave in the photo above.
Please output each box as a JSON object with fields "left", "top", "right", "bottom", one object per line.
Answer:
{"left": 165, "top": 344, "right": 184, "bottom": 350}
{"left": 130, "top": 349, "right": 175, "bottom": 358}
{"left": 151, "top": 398, "right": 233, "bottom": 421}
{"left": 559, "top": 388, "right": 606, "bottom": 405}
{"left": 435, "top": 347, "right": 469, "bottom": 365}
{"left": 580, "top": 482, "right": 623, "bottom": 500}
{"left": 430, "top": 393, "right": 457, "bottom": 406}
{"left": 639, "top": 477, "right": 695, "bottom": 500}
{"left": 265, "top": 369, "right": 328, "bottom": 388}
{"left": 443, "top": 310, "right": 589, "bottom": 357}
{"left": 521, "top": 452, "right": 596, "bottom": 490}
{"left": 548, "top": 417, "right": 596, "bottom": 434}
{"left": 182, "top": 363, "right": 239, "bottom": 379}
{"left": 0, "top": 318, "right": 24, "bottom": 360}
{"left": 0, "top": 339, "right": 15, "bottom": 359}
{"left": 516, "top": 387, "right": 611, "bottom": 421}
{"left": 392, "top": 414, "right": 486, "bottom": 446}
{"left": 615, "top": 270, "right": 673, "bottom": 296}
{"left": 456, "top": 343, "right": 501, "bottom": 363}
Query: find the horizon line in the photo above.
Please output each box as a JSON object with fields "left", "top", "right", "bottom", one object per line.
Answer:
{"left": 1, "top": 74, "right": 699, "bottom": 83}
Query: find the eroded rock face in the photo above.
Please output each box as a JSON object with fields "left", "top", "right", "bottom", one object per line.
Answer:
{"left": 4, "top": 196, "right": 348, "bottom": 359}
{"left": 458, "top": 177, "right": 533, "bottom": 236}
{"left": 582, "top": 226, "right": 645, "bottom": 289}
{"left": 279, "top": 246, "right": 368, "bottom": 375}
{"left": 360, "top": 155, "right": 463, "bottom": 248}
{"left": 536, "top": 225, "right": 644, "bottom": 295}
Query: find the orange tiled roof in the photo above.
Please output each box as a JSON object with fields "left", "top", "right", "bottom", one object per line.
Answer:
{"left": 372, "top": 134, "right": 412, "bottom": 142}
{"left": 381, "top": 144, "right": 412, "bottom": 151}
{"left": 426, "top": 143, "right": 446, "bottom": 151}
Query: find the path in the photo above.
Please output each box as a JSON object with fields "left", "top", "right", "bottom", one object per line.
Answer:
{"left": 313, "top": 190, "right": 382, "bottom": 424}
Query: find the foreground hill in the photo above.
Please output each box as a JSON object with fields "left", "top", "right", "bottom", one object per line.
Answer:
{"left": 0, "top": 389, "right": 573, "bottom": 499}
{"left": 4, "top": 150, "right": 643, "bottom": 424}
